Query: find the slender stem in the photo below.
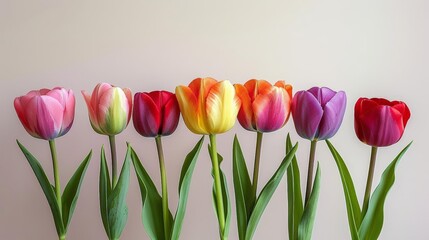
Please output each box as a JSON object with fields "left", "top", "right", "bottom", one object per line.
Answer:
{"left": 209, "top": 134, "right": 226, "bottom": 236}
{"left": 156, "top": 136, "right": 171, "bottom": 239}
{"left": 304, "top": 140, "right": 317, "bottom": 205}
{"left": 251, "top": 132, "right": 263, "bottom": 200}
{"left": 362, "top": 146, "right": 378, "bottom": 217}
{"left": 49, "top": 140, "right": 62, "bottom": 212}
{"left": 109, "top": 135, "right": 118, "bottom": 188}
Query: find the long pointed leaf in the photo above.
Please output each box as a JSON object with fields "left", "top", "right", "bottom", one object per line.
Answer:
{"left": 245, "top": 143, "right": 298, "bottom": 240}
{"left": 298, "top": 163, "right": 321, "bottom": 240}
{"left": 171, "top": 137, "right": 204, "bottom": 240}
{"left": 100, "top": 147, "right": 112, "bottom": 238}
{"left": 108, "top": 146, "right": 131, "bottom": 239}
{"left": 130, "top": 147, "right": 167, "bottom": 240}
{"left": 286, "top": 134, "right": 303, "bottom": 240}
{"left": 358, "top": 142, "right": 412, "bottom": 240}
{"left": 219, "top": 169, "right": 232, "bottom": 240}
{"left": 326, "top": 140, "right": 361, "bottom": 240}
{"left": 17, "top": 140, "right": 65, "bottom": 236}
{"left": 232, "top": 136, "right": 253, "bottom": 240}
{"left": 62, "top": 150, "right": 92, "bottom": 229}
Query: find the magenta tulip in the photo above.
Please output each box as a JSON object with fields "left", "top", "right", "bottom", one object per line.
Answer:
{"left": 82, "top": 83, "right": 132, "bottom": 136}
{"left": 133, "top": 91, "right": 180, "bottom": 137}
{"left": 291, "top": 87, "right": 346, "bottom": 141}
{"left": 14, "top": 87, "right": 75, "bottom": 140}
{"left": 354, "top": 98, "right": 410, "bottom": 147}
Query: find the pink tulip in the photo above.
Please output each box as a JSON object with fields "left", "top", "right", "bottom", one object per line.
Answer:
{"left": 82, "top": 83, "right": 132, "bottom": 136}
{"left": 133, "top": 91, "right": 180, "bottom": 137}
{"left": 14, "top": 87, "right": 75, "bottom": 140}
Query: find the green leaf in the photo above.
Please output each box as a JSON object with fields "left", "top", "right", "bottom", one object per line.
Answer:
{"left": 358, "top": 142, "right": 412, "bottom": 240}
{"left": 297, "top": 163, "right": 321, "bottom": 240}
{"left": 326, "top": 140, "right": 361, "bottom": 240}
{"left": 219, "top": 168, "right": 232, "bottom": 240}
{"left": 17, "top": 140, "right": 65, "bottom": 236}
{"left": 62, "top": 150, "right": 92, "bottom": 229}
{"left": 130, "top": 147, "right": 167, "bottom": 240}
{"left": 100, "top": 147, "right": 112, "bottom": 238}
{"left": 171, "top": 137, "right": 204, "bottom": 240}
{"left": 286, "top": 134, "right": 303, "bottom": 240}
{"left": 232, "top": 135, "right": 254, "bottom": 240}
{"left": 108, "top": 146, "right": 131, "bottom": 239}
{"left": 245, "top": 143, "right": 298, "bottom": 240}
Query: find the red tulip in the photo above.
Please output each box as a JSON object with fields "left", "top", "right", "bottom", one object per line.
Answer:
{"left": 235, "top": 79, "right": 292, "bottom": 132}
{"left": 354, "top": 98, "right": 410, "bottom": 147}
{"left": 133, "top": 91, "right": 180, "bottom": 137}
{"left": 14, "top": 87, "right": 75, "bottom": 140}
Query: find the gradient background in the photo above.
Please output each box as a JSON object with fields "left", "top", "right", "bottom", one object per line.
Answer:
{"left": 1, "top": 0, "right": 426, "bottom": 239}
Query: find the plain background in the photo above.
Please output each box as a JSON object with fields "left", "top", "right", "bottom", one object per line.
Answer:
{"left": 1, "top": 0, "right": 427, "bottom": 239}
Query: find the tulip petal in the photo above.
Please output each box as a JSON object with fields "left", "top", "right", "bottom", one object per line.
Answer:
{"left": 48, "top": 88, "right": 75, "bottom": 135}
{"left": 82, "top": 90, "right": 103, "bottom": 134}
{"left": 189, "top": 77, "right": 217, "bottom": 103}
{"left": 274, "top": 81, "right": 293, "bottom": 99}
{"left": 392, "top": 102, "right": 411, "bottom": 127}
{"left": 253, "top": 88, "right": 289, "bottom": 132}
{"left": 123, "top": 87, "right": 133, "bottom": 125}
{"left": 14, "top": 97, "right": 34, "bottom": 137}
{"left": 308, "top": 87, "right": 336, "bottom": 106}
{"left": 317, "top": 91, "right": 346, "bottom": 140}
{"left": 292, "top": 91, "right": 323, "bottom": 140}
{"left": 133, "top": 92, "right": 160, "bottom": 137}
{"left": 25, "top": 96, "right": 63, "bottom": 139}
{"left": 205, "top": 81, "right": 241, "bottom": 134}
{"left": 244, "top": 79, "right": 272, "bottom": 102}
{"left": 235, "top": 84, "right": 255, "bottom": 131}
{"left": 176, "top": 85, "right": 209, "bottom": 134}
{"left": 161, "top": 93, "right": 180, "bottom": 136}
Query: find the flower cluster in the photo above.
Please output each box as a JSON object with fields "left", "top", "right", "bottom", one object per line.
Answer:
{"left": 14, "top": 78, "right": 411, "bottom": 240}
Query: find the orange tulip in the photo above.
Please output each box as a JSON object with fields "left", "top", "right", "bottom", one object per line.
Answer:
{"left": 235, "top": 79, "right": 292, "bottom": 132}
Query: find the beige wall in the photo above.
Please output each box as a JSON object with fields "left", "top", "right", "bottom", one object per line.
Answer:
{"left": 1, "top": 0, "right": 427, "bottom": 239}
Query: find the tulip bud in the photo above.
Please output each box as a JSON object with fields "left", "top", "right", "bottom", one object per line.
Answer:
{"left": 14, "top": 87, "right": 75, "bottom": 140}
{"left": 291, "top": 86, "right": 346, "bottom": 141}
{"left": 82, "top": 83, "right": 132, "bottom": 136}
{"left": 354, "top": 97, "right": 410, "bottom": 147}
{"left": 133, "top": 91, "right": 180, "bottom": 137}
{"left": 175, "top": 77, "right": 241, "bottom": 135}
{"left": 235, "top": 79, "right": 292, "bottom": 132}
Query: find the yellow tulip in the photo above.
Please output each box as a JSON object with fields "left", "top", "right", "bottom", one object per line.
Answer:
{"left": 175, "top": 77, "right": 241, "bottom": 134}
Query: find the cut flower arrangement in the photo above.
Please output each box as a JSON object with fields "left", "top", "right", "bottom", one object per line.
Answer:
{"left": 14, "top": 78, "right": 411, "bottom": 240}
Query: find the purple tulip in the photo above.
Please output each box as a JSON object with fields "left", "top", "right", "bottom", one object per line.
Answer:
{"left": 291, "top": 87, "right": 346, "bottom": 141}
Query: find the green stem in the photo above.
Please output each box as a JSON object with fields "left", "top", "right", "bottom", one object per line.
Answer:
{"left": 209, "top": 134, "right": 226, "bottom": 237}
{"left": 59, "top": 235, "right": 66, "bottom": 240}
{"left": 251, "top": 132, "right": 263, "bottom": 200}
{"left": 156, "top": 136, "right": 171, "bottom": 239}
{"left": 304, "top": 140, "right": 317, "bottom": 205}
{"left": 362, "top": 146, "right": 378, "bottom": 217}
{"left": 49, "top": 140, "right": 62, "bottom": 213}
{"left": 109, "top": 135, "right": 118, "bottom": 188}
